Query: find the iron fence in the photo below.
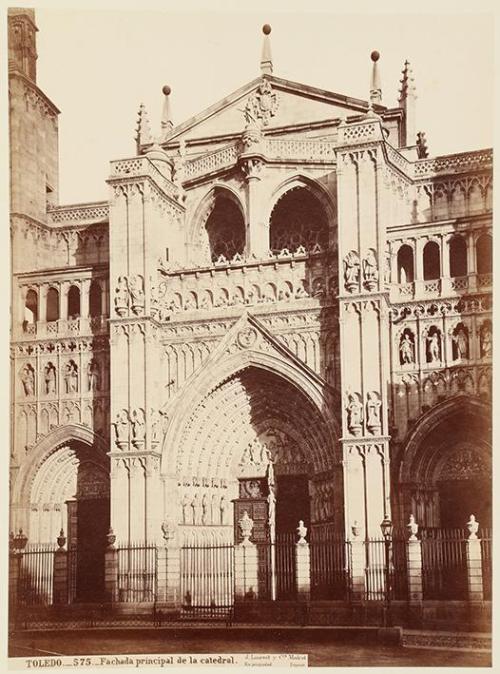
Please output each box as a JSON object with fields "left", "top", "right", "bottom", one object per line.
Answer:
{"left": 309, "top": 528, "right": 351, "bottom": 600}
{"left": 117, "top": 543, "right": 157, "bottom": 603}
{"left": 180, "top": 543, "right": 234, "bottom": 608}
{"left": 421, "top": 528, "right": 468, "bottom": 600}
{"left": 17, "top": 545, "right": 57, "bottom": 606}
{"left": 480, "top": 529, "right": 491, "bottom": 601}
{"left": 363, "top": 537, "right": 408, "bottom": 601}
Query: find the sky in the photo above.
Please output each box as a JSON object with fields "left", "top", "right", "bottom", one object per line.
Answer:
{"left": 31, "top": 6, "right": 495, "bottom": 204}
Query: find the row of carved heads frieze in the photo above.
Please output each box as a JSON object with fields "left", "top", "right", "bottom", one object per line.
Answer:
{"left": 114, "top": 275, "right": 145, "bottom": 316}
{"left": 112, "top": 407, "right": 167, "bottom": 449}
{"left": 345, "top": 390, "right": 382, "bottom": 436}
{"left": 343, "top": 249, "right": 379, "bottom": 292}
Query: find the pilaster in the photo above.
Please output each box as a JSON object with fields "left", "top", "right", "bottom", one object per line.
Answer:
{"left": 336, "top": 123, "right": 393, "bottom": 538}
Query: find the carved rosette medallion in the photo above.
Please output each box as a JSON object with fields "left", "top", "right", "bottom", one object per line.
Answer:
{"left": 237, "top": 327, "right": 258, "bottom": 349}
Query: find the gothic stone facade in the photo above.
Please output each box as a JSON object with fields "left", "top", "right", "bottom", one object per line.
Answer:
{"left": 9, "top": 10, "right": 492, "bottom": 601}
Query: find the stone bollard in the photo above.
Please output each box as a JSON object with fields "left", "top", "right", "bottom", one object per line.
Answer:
{"left": 349, "top": 521, "right": 366, "bottom": 600}
{"left": 53, "top": 529, "right": 69, "bottom": 604}
{"left": 465, "top": 515, "right": 483, "bottom": 602}
{"left": 295, "top": 521, "right": 310, "bottom": 601}
{"left": 234, "top": 512, "right": 259, "bottom": 601}
{"left": 103, "top": 528, "right": 119, "bottom": 603}
{"left": 406, "top": 515, "right": 423, "bottom": 603}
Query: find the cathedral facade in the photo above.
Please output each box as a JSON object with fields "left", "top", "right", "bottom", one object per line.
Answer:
{"left": 9, "top": 9, "right": 492, "bottom": 607}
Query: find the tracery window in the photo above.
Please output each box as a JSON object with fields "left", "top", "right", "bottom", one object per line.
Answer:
{"left": 269, "top": 187, "right": 329, "bottom": 254}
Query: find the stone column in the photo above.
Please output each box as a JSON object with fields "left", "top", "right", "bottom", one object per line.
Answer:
{"left": 414, "top": 237, "right": 424, "bottom": 298}
{"left": 441, "top": 234, "right": 451, "bottom": 296}
{"left": 234, "top": 512, "right": 259, "bottom": 601}
{"left": 295, "top": 521, "right": 310, "bottom": 601}
{"left": 60, "top": 281, "right": 69, "bottom": 321}
{"left": 466, "top": 232, "right": 477, "bottom": 291}
{"left": 39, "top": 283, "right": 48, "bottom": 324}
{"left": 465, "top": 515, "right": 483, "bottom": 602}
{"left": 349, "top": 523, "right": 366, "bottom": 600}
{"left": 406, "top": 516, "right": 423, "bottom": 603}
{"left": 103, "top": 528, "right": 119, "bottom": 603}
{"left": 52, "top": 530, "right": 68, "bottom": 605}
{"left": 241, "top": 155, "right": 267, "bottom": 259}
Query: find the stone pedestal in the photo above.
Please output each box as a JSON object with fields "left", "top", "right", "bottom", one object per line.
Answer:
{"left": 9, "top": 552, "right": 21, "bottom": 610}
{"left": 350, "top": 539, "right": 366, "bottom": 600}
{"left": 295, "top": 540, "right": 311, "bottom": 600}
{"left": 466, "top": 539, "right": 484, "bottom": 602}
{"left": 157, "top": 545, "right": 181, "bottom": 606}
{"left": 53, "top": 548, "right": 68, "bottom": 605}
{"left": 406, "top": 538, "right": 423, "bottom": 603}
{"left": 234, "top": 541, "right": 259, "bottom": 601}
{"left": 104, "top": 545, "right": 118, "bottom": 603}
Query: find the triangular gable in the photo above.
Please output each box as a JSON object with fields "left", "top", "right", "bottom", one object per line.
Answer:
{"left": 164, "top": 75, "right": 386, "bottom": 147}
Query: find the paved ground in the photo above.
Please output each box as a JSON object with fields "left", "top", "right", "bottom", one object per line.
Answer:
{"left": 9, "top": 628, "right": 491, "bottom": 667}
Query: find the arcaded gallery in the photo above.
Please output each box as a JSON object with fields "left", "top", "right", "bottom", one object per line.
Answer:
{"left": 9, "top": 9, "right": 492, "bottom": 628}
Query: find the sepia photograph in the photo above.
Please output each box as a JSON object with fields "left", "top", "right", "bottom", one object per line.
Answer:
{"left": 4, "top": 1, "right": 494, "bottom": 669}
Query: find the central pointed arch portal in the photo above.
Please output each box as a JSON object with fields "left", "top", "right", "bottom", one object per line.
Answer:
{"left": 163, "top": 361, "right": 342, "bottom": 600}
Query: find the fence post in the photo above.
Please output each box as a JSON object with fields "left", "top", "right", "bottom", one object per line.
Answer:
{"left": 104, "top": 528, "right": 119, "bottom": 603}
{"left": 350, "top": 522, "right": 366, "bottom": 600}
{"left": 234, "top": 512, "right": 258, "bottom": 601}
{"left": 53, "top": 530, "right": 69, "bottom": 605}
{"left": 406, "top": 515, "right": 423, "bottom": 603}
{"left": 295, "top": 521, "right": 310, "bottom": 601}
{"left": 159, "top": 521, "right": 180, "bottom": 606}
{"left": 465, "top": 515, "right": 483, "bottom": 602}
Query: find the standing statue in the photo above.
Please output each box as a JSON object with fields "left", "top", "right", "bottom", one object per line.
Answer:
{"left": 113, "top": 409, "right": 129, "bottom": 445}
{"left": 480, "top": 324, "right": 492, "bottom": 358}
{"left": 343, "top": 251, "right": 360, "bottom": 291}
{"left": 87, "top": 359, "right": 100, "bottom": 391}
{"left": 21, "top": 365, "right": 35, "bottom": 396}
{"left": 346, "top": 393, "right": 363, "bottom": 435}
{"left": 427, "top": 332, "right": 441, "bottom": 363}
{"left": 131, "top": 408, "right": 146, "bottom": 443}
{"left": 65, "top": 362, "right": 78, "bottom": 393}
{"left": 129, "top": 275, "right": 145, "bottom": 314}
{"left": 399, "top": 333, "right": 415, "bottom": 365}
{"left": 362, "top": 249, "right": 379, "bottom": 290}
{"left": 366, "top": 391, "right": 382, "bottom": 434}
{"left": 114, "top": 276, "right": 128, "bottom": 315}
{"left": 453, "top": 326, "right": 469, "bottom": 360}
{"left": 44, "top": 363, "right": 56, "bottom": 395}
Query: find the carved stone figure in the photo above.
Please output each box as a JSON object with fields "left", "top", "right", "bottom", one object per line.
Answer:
{"left": 480, "top": 324, "right": 492, "bottom": 358}
{"left": 399, "top": 333, "right": 415, "bottom": 365}
{"left": 346, "top": 393, "right": 363, "bottom": 435}
{"left": 64, "top": 361, "right": 78, "bottom": 394}
{"left": 44, "top": 363, "right": 56, "bottom": 395}
{"left": 427, "top": 331, "right": 441, "bottom": 363}
{"left": 366, "top": 391, "right": 382, "bottom": 434}
{"left": 453, "top": 326, "right": 469, "bottom": 360}
{"left": 343, "top": 251, "right": 360, "bottom": 291}
{"left": 87, "top": 359, "right": 100, "bottom": 391}
{"left": 201, "top": 494, "right": 208, "bottom": 524}
{"left": 219, "top": 495, "right": 228, "bottom": 525}
{"left": 181, "top": 494, "right": 189, "bottom": 524}
{"left": 21, "top": 365, "right": 35, "bottom": 396}
{"left": 129, "top": 275, "right": 145, "bottom": 314}
{"left": 131, "top": 408, "right": 146, "bottom": 444}
{"left": 362, "top": 249, "right": 379, "bottom": 290}
{"left": 114, "top": 276, "right": 128, "bottom": 315}
{"left": 113, "top": 409, "right": 129, "bottom": 445}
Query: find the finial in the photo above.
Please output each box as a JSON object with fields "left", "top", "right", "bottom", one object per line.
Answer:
{"left": 161, "top": 84, "right": 173, "bottom": 140}
{"left": 369, "top": 50, "right": 382, "bottom": 107}
{"left": 135, "top": 103, "right": 152, "bottom": 153}
{"left": 399, "top": 60, "right": 417, "bottom": 147}
{"left": 260, "top": 24, "right": 273, "bottom": 75}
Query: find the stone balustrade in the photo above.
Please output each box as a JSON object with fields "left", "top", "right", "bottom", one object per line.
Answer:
{"left": 16, "top": 316, "right": 109, "bottom": 341}
{"left": 47, "top": 201, "right": 109, "bottom": 225}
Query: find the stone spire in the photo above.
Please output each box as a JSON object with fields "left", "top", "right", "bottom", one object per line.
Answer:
{"left": 369, "top": 50, "right": 382, "bottom": 107}
{"left": 135, "top": 103, "right": 152, "bottom": 154}
{"left": 260, "top": 24, "right": 273, "bottom": 75}
{"left": 398, "top": 60, "right": 417, "bottom": 146}
{"left": 161, "top": 85, "right": 173, "bottom": 140}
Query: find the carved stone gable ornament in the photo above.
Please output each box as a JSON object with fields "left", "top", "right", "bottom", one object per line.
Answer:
{"left": 244, "top": 79, "right": 279, "bottom": 127}
{"left": 237, "top": 326, "right": 258, "bottom": 349}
